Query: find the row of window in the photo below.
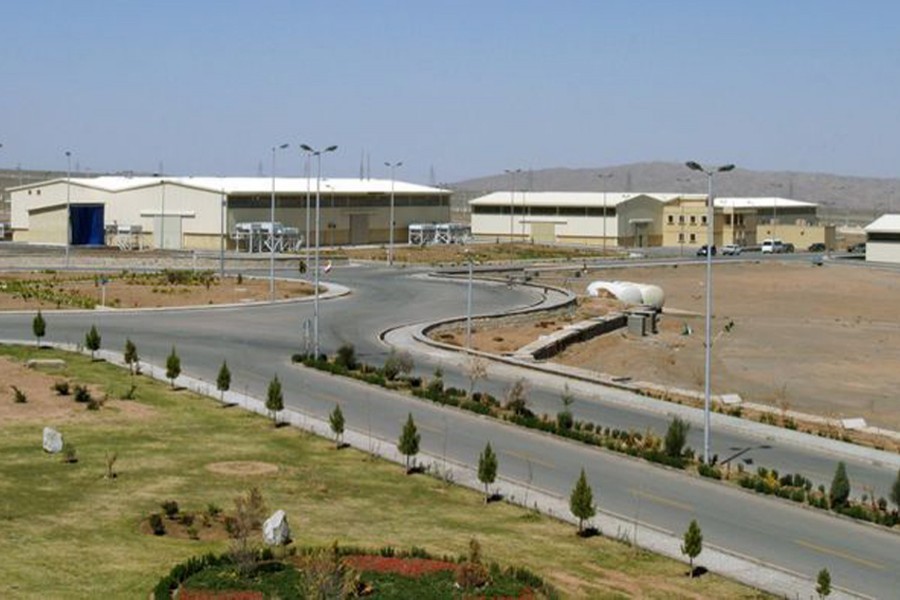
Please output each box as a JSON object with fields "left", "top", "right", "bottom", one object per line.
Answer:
{"left": 229, "top": 195, "right": 447, "bottom": 209}
{"left": 472, "top": 206, "right": 617, "bottom": 216}
{"left": 667, "top": 214, "right": 708, "bottom": 225}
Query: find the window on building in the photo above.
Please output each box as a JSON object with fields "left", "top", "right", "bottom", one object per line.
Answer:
{"left": 678, "top": 215, "right": 685, "bottom": 224}
{"left": 678, "top": 233, "right": 684, "bottom": 242}
{"left": 701, "top": 215, "right": 707, "bottom": 225}
{"left": 725, "top": 215, "right": 732, "bottom": 225}
{"left": 667, "top": 215, "right": 674, "bottom": 224}
{"left": 689, "top": 233, "right": 696, "bottom": 242}
{"left": 690, "top": 215, "right": 696, "bottom": 224}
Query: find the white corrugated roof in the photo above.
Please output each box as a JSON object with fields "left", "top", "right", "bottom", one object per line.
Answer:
{"left": 14, "top": 176, "right": 448, "bottom": 195}
{"left": 865, "top": 214, "right": 900, "bottom": 233}
{"left": 469, "top": 191, "right": 677, "bottom": 207}
{"left": 715, "top": 197, "right": 817, "bottom": 209}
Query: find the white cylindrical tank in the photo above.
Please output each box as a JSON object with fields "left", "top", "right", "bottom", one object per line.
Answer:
{"left": 587, "top": 280, "right": 665, "bottom": 309}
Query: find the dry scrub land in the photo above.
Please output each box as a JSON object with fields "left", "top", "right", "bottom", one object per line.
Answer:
{"left": 0, "top": 347, "right": 767, "bottom": 599}
{"left": 460, "top": 261, "right": 900, "bottom": 432}
{"left": 0, "top": 270, "right": 313, "bottom": 310}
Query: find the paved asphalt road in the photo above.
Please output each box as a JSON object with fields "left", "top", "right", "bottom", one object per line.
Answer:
{"left": 1, "top": 260, "right": 898, "bottom": 597}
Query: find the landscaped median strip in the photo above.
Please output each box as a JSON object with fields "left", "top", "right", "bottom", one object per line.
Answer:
{"left": 1, "top": 338, "right": 858, "bottom": 599}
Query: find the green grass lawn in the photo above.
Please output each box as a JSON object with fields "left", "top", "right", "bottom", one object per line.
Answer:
{"left": 0, "top": 345, "right": 769, "bottom": 599}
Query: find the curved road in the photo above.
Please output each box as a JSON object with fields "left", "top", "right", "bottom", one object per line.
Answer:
{"left": 1, "top": 261, "right": 898, "bottom": 598}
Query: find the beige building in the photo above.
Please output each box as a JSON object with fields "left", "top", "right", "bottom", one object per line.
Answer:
{"left": 10, "top": 176, "right": 450, "bottom": 250}
{"left": 469, "top": 192, "right": 679, "bottom": 247}
{"left": 662, "top": 196, "right": 834, "bottom": 250}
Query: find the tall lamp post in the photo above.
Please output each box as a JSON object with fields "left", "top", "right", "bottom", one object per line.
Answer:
{"left": 504, "top": 168, "right": 521, "bottom": 243}
{"left": 685, "top": 160, "right": 735, "bottom": 465}
{"left": 465, "top": 249, "right": 474, "bottom": 350}
{"left": 302, "top": 150, "right": 313, "bottom": 271}
{"left": 597, "top": 173, "right": 613, "bottom": 254}
{"left": 269, "top": 143, "right": 290, "bottom": 301}
{"left": 65, "top": 151, "right": 72, "bottom": 268}
{"left": 300, "top": 143, "right": 338, "bottom": 358}
{"left": 385, "top": 161, "right": 403, "bottom": 265}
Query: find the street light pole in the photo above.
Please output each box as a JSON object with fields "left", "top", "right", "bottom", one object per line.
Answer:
{"left": 65, "top": 151, "right": 72, "bottom": 268}
{"left": 300, "top": 143, "right": 338, "bottom": 358}
{"left": 270, "top": 143, "right": 290, "bottom": 301}
{"left": 504, "top": 169, "right": 521, "bottom": 243}
{"left": 385, "top": 161, "right": 403, "bottom": 265}
{"left": 685, "top": 160, "right": 735, "bottom": 465}
{"left": 597, "top": 173, "right": 613, "bottom": 255}
{"left": 465, "top": 250, "right": 473, "bottom": 350}
{"left": 303, "top": 151, "right": 312, "bottom": 272}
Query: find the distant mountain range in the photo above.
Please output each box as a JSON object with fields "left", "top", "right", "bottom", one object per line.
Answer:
{"left": 451, "top": 162, "right": 900, "bottom": 218}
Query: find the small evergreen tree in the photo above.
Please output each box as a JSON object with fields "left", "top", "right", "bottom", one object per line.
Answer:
{"left": 467, "top": 356, "right": 488, "bottom": 397}
{"left": 166, "top": 346, "right": 181, "bottom": 388}
{"left": 329, "top": 404, "right": 345, "bottom": 448}
{"left": 85, "top": 325, "right": 101, "bottom": 361}
{"left": 557, "top": 384, "right": 575, "bottom": 430}
{"left": 890, "top": 467, "right": 900, "bottom": 510}
{"left": 681, "top": 519, "right": 703, "bottom": 578}
{"left": 398, "top": 413, "right": 421, "bottom": 473}
{"left": 123, "top": 338, "right": 139, "bottom": 375}
{"left": 383, "top": 349, "right": 413, "bottom": 381}
{"left": 335, "top": 343, "right": 357, "bottom": 371}
{"left": 477, "top": 442, "right": 498, "bottom": 502}
{"left": 664, "top": 417, "right": 690, "bottom": 458}
{"left": 816, "top": 568, "right": 831, "bottom": 598}
{"left": 33, "top": 310, "right": 46, "bottom": 347}
{"left": 569, "top": 468, "right": 595, "bottom": 535}
{"left": 217, "top": 360, "right": 231, "bottom": 402}
{"left": 829, "top": 461, "right": 851, "bottom": 509}
{"left": 266, "top": 374, "right": 284, "bottom": 425}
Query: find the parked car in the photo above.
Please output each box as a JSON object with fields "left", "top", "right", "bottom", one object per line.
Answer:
{"left": 722, "top": 244, "right": 742, "bottom": 255}
{"left": 808, "top": 242, "right": 827, "bottom": 252}
{"left": 848, "top": 242, "right": 866, "bottom": 253}
{"left": 696, "top": 244, "right": 717, "bottom": 256}
{"left": 782, "top": 242, "right": 795, "bottom": 253}
{"left": 761, "top": 238, "right": 784, "bottom": 254}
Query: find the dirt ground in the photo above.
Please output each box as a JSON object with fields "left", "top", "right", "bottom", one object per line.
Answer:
{"left": 328, "top": 242, "right": 605, "bottom": 265}
{"left": 0, "top": 271, "right": 313, "bottom": 310}
{"left": 452, "top": 261, "right": 900, "bottom": 431}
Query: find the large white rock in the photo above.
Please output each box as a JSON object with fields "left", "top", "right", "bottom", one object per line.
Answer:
{"left": 263, "top": 509, "right": 291, "bottom": 546}
{"left": 43, "top": 427, "right": 63, "bottom": 453}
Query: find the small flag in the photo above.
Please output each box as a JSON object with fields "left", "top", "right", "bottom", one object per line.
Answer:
{"left": 323, "top": 261, "right": 333, "bottom": 274}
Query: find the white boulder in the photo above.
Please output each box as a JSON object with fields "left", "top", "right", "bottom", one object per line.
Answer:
{"left": 43, "top": 427, "right": 63, "bottom": 453}
{"left": 263, "top": 509, "right": 291, "bottom": 546}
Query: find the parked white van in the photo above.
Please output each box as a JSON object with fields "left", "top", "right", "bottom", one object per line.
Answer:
{"left": 761, "top": 238, "right": 784, "bottom": 254}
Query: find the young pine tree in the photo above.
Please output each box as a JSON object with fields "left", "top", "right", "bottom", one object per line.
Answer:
{"left": 266, "top": 374, "right": 284, "bottom": 426}
{"left": 816, "top": 568, "right": 832, "bottom": 598}
{"left": 329, "top": 404, "right": 345, "bottom": 448}
{"left": 166, "top": 346, "right": 181, "bottom": 388}
{"left": 890, "top": 467, "right": 900, "bottom": 510}
{"left": 398, "top": 413, "right": 421, "bottom": 473}
{"left": 216, "top": 360, "right": 231, "bottom": 403}
{"left": 477, "top": 442, "right": 498, "bottom": 503}
{"left": 123, "top": 338, "right": 139, "bottom": 375}
{"left": 681, "top": 519, "right": 703, "bottom": 578}
{"left": 33, "top": 310, "right": 46, "bottom": 347}
{"left": 829, "top": 461, "right": 851, "bottom": 510}
{"left": 85, "top": 325, "right": 101, "bottom": 361}
{"left": 569, "top": 468, "right": 596, "bottom": 535}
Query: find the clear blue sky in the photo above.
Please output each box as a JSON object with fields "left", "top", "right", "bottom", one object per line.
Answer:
{"left": 3, "top": 0, "right": 899, "bottom": 183}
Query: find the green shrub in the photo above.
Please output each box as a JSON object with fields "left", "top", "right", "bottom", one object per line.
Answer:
{"left": 698, "top": 463, "right": 722, "bottom": 480}
{"left": 11, "top": 385, "right": 27, "bottom": 403}
{"left": 149, "top": 513, "right": 166, "bottom": 536}
{"left": 161, "top": 500, "right": 180, "bottom": 519}
{"left": 73, "top": 384, "right": 92, "bottom": 404}
{"left": 52, "top": 380, "right": 70, "bottom": 396}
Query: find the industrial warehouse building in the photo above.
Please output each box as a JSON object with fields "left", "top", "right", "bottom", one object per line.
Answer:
{"left": 470, "top": 191, "right": 832, "bottom": 249}
{"left": 864, "top": 214, "right": 900, "bottom": 263}
{"left": 469, "top": 192, "right": 678, "bottom": 247}
{"left": 9, "top": 176, "right": 450, "bottom": 250}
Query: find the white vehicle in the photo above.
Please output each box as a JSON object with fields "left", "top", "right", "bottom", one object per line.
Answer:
{"left": 761, "top": 238, "right": 784, "bottom": 254}
{"left": 722, "top": 244, "right": 742, "bottom": 255}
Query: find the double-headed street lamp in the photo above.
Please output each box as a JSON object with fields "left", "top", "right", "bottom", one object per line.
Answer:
{"left": 385, "top": 161, "right": 403, "bottom": 265}
{"left": 685, "top": 160, "right": 735, "bottom": 465}
{"left": 505, "top": 168, "right": 522, "bottom": 242}
{"left": 270, "top": 143, "right": 290, "bottom": 301}
{"left": 65, "top": 151, "right": 72, "bottom": 268}
{"left": 300, "top": 143, "right": 338, "bottom": 358}
{"left": 597, "top": 173, "right": 613, "bottom": 255}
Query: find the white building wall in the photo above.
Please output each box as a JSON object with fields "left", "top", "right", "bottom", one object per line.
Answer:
{"left": 866, "top": 241, "right": 900, "bottom": 263}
